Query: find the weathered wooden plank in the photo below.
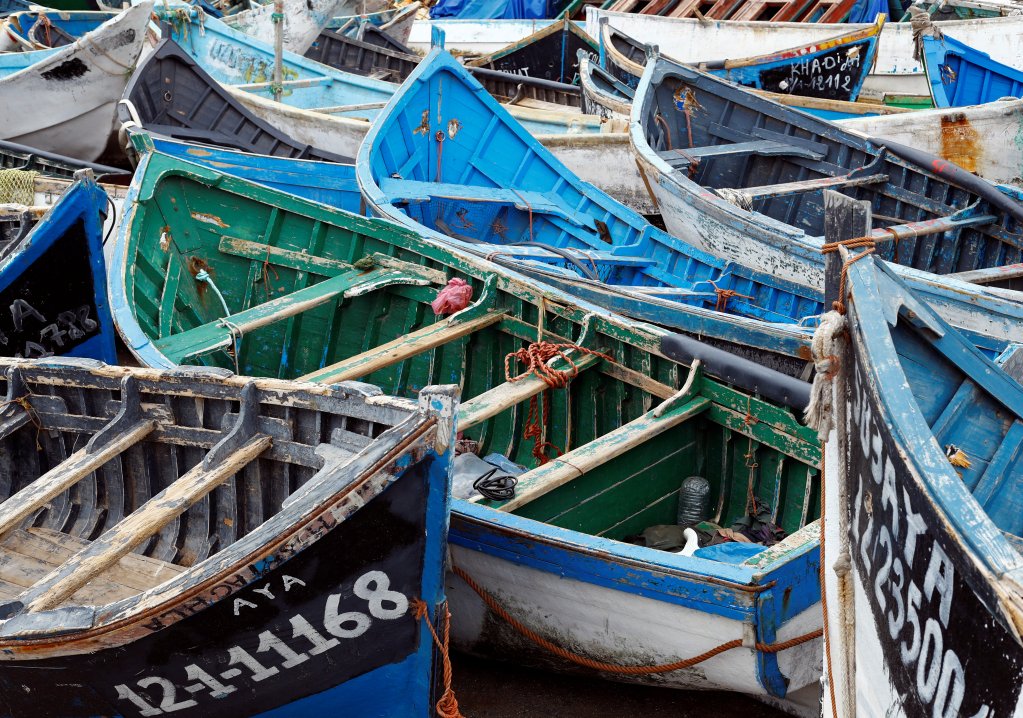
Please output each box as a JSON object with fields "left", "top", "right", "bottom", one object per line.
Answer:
{"left": 23, "top": 434, "right": 272, "bottom": 613}
{"left": 0, "top": 421, "right": 156, "bottom": 540}
{"left": 155, "top": 268, "right": 422, "bottom": 362}
{"left": 824, "top": 190, "right": 872, "bottom": 308}
{"left": 948, "top": 262, "right": 1023, "bottom": 285}
{"left": 494, "top": 396, "right": 711, "bottom": 512}
{"left": 3, "top": 528, "right": 184, "bottom": 592}
{"left": 457, "top": 353, "right": 602, "bottom": 430}
{"left": 739, "top": 172, "right": 888, "bottom": 202}
{"left": 301, "top": 309, "right": 507, "bottom": 383}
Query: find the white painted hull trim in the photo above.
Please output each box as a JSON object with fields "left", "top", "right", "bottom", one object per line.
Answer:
{"left": 448, "top": 544, "right": 823, "bottom": 717}
{"left": 839, "top": 98, "right": 1023, "bottom": 186}
{"left": 0, "top": 2, "right": 152, "bottom": 163}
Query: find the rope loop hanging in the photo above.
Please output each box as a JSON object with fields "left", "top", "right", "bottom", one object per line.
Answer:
{"left": 504, "top": 342, "right": 613, "bottom": 465}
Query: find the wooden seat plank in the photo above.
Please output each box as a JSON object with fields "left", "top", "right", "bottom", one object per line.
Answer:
{"left": 300, "top": 309, "right": 507, "bottom": 384}
{"left": 6, "top": 527, "right": 184, "bottom": 592}
{"left": 154, "top": 267, "right": 421, "bottom": 362}
{"left": 22, "top": 434, "right": 271, "bottom": 613}
{"left": 457, "top": 353, "right": 603, "bottom": 431}
{"left": 0, "top": 420, "right": 156, "bottom": 540}
{"left": 490, "top": 397, "right": 711, "bottom": 512}
{"left": 732, "top": 172, "right": 888, "bottom": 202}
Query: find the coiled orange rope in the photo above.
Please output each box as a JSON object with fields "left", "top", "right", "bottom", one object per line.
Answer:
{"left": 412, "top": 599, "right": 463, "bottom": 718}
{"left": 504, "top": 342, "right": 613, "bottom": 465}
{"left": 452, "top": 565, "right": 822, "bottom": 675}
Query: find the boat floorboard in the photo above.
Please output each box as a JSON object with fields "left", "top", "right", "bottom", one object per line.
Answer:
{"left": 0, "top": 527, "right": 184, "bottom": 606}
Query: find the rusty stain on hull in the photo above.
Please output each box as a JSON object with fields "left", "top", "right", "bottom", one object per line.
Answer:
{"left": 939, "top": 113, "right": 981, "bottom": 174}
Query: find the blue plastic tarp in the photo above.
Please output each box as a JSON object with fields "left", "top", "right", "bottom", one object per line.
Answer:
{"left": 845, "top": 0, "right": 887, "bottom": 24}
{"left": 430, "top": 0, "right": 548, "bottom": 20}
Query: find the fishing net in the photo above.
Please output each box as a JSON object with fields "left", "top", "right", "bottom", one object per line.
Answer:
{"left": 0, "top": 169, "right": 37, "bottom": 206}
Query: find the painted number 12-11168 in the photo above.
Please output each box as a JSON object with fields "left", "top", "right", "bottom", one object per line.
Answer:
{"left": 114, "top": 570, "right": 408, "bottom": 716}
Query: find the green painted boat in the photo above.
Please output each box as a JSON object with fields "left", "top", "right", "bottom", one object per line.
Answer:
{"left": 110, "top": 149, "right": 824, "bottom": 711}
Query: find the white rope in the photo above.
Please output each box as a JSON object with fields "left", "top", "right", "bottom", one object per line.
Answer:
{"left": 217, "top": 318, "right": 244, "bottom": 375}
{"left": 714, "top": 187, "right": 754, "bottom": 212}
{"left": 804, "top": 310, "right": 847, "bottom": 442}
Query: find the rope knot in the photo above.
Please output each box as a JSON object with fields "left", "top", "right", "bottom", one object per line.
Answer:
{"left": 504, "top": 342, "right": 613, "bottom": 465}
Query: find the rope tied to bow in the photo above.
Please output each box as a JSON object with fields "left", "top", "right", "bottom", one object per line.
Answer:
{"left": 411, "top": 599, "right": 463, "bottom": 718}
{"left": 504, "top": 342, "right": 613, "bottom": 465}
{"left": 452, "top": 565, "right": 821, "bottom": 675}
{"left": 820, "top": 236, "right": 877, "bottom": 315}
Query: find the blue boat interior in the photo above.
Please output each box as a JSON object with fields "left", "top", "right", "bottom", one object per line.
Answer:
{"left": 2, "top": 10, "right": 111, "bottom": 47}
{"left": 921, "top": 33, "right": 1023, "bottom": 108}
{"left": 641, "top": 56, "right": 1023, "bottom": 280}
{"left": 363, "top": 50, "right": 825, "bottom": 328}
{"left": 852, "top": 258, "right": 1023, "bottom": 548}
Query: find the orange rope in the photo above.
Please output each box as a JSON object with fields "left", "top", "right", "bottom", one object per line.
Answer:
{"left": 504, "top": 342, "right": 613, "bottom": 465}
{"left": 412, "top": 599, "right": 464, "bottom": 718}
{"left": 452, "top": 565, "right": 822, "bottom": 675}
{"left": 510, "top": 188, "right": 534, "bottom": 244}
{"left": 709, "top": 281, "right": 754, "bottom": 313}
{"left": 0, "top": 395, "right": 41, "bottom": 450}
{"left": 820, "top": 236, "right": 877, "bottom": 314}
{"left": 262, "top": 245, "right": 279, "bottom": 299}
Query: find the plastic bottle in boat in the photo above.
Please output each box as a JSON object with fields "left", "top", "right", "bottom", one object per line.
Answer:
{"left": 677, "top": 475, "right": 710, "bottom": 525}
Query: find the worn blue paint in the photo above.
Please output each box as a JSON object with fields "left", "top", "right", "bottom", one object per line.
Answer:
{"left": 0, "top": 10, "right": 114, "bottom": 47}
{"left": 921, "top": 32, "right": 1023, "bottom": 107}
{"left": 0, "top": 178, "right": 116, "bottom": 363}
{"left": 158, "top": 9, "right": 598, "bottom": 137}
{"left": 138, "top": 132, "right": 364, "bottom": 214}
{"left": 451, "top": 498, "right": 819, "bottom": 697}
{"left": 631, "top": 50, "right": 1023, "bottom": 356}
{"left": 357, "top": 49, "right": 834, "bottom": 363}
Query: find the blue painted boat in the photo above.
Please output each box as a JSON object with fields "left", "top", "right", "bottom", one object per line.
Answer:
{"left": 598, "top": 19, "right": 903, "bottom": 120}
{"left": 0, "top": 359, "right": 456, "bottom": 718}
{"left": 125, "top": 127, "right": 363, "bottom": 214}
{"left": 0, "top": 9, "right": 114, "bottom": 50}
{"left": 600, "top": 15, "right": 884, "bottom": 103}
{"left": 632, "top": 49, "right": 1023, "bottom": 338}
{"left": 157, "top": 8, "right": 609, "bottom": 140}
{"left": 0, "top": 175, "right": 115, "bottom": 362}
{"left": 920, "top": 30, "right": 1023, "bottom": 107}
{"left": 109, "top": 143, "right": 826, "bottom": 713}
{"left": 819, "top": 250, "right": 1023, "bottom": 718}
{"left": 358, "top": 48, "right": 1023, "bottom": 362}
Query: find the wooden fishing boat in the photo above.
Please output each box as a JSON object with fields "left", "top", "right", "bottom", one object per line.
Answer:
{"left": 0, "top": 9, "right": 120, "bottom": 51}
{"left": 606, "top": 0, "right": 859, "bottom": 23}
{"left": 587, "top": 7, "right": 1023, "bottom": 99}
{"left": 360, "top": 48, "right": 1023, "bottom": 360}
{"left": 158, "top": 9, "right": 605, "bottom": 135}
{"left": 405, "top": 18, "right": 561, "bottom": 55}
{"left": 224, "top": 0, "right": 354, "bottom": 54}
{"left": 838, "top": 98, "right": 1023, "bottom": 185}
{"left": 0, "top": 138, "right": 126, "bottom": 180}
{"left": 631, "top": 49, "right": 1023, "bottom": 293}
{"left": 920, "top": 28, "right": 1023, "bottom": 107}
{"left": 110, "top": 142, "right": 827, "bottom": 714}
{"left": 0, "top": 173, "right": 115, "bottom": 362}
{"left": 119, "top": 38, "right": 352, "bottom": 163}
{"left": 601, "top": 15, "right": 884, "bottom": 103}
{"left": 579, "top": 49, "right": 633, "bottom": 119}
{"left": 582, "top": 44, "right": 907, "bottom": 122}
{"left": 467, "top": 18, "right": 597, "bottom": 85}
{"left": 132, "top": 133, "right": 363, "bottom": 218}
{"left": 0, "top": 358, "right": 457, "bottom": 717}
{"left": 0, "top": 3, "right": 150, "bottom": 163}
{"left": 335, "top": 2, "right": 421, "bottom": 48}
{"left": 816, "top": 237, "right": 1023, "bottom": 718}
{"left": 303, "top": 26, "right": 584, "bottom": 106}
